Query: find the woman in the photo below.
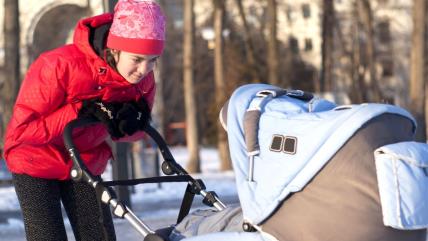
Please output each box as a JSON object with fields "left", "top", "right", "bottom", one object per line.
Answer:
{"left": 3, "top": 0, "right": 166, "bottom": 240}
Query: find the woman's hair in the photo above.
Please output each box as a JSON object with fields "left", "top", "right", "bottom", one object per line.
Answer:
{"left": 105, "top": 48, "right": 119, "bottom": 72}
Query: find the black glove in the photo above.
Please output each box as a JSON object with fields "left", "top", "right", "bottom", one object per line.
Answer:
{"left": 78, "top": 99, "right": 124, "bottom": 138}
{"left": 116, "top": 97, "right": 151, "bottom": 136}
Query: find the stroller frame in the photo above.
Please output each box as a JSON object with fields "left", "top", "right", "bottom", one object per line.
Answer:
{"left": 63, "top": 118, "right": 226, "bottom": 241}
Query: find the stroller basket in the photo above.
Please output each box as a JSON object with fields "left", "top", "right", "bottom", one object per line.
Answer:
{"left": 63, "top": 118, "right": 226, "bottom": 241}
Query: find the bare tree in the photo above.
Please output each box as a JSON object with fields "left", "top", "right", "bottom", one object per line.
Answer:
{"left": 267, "top": 0, "right": 279, "bottom": 86}
{"left": 2, "top": 0, "right": 20, "bottom": 150}
{"left": 183, "top": 0, "right": 200, "bottom": 173}
{"left": 410, "top": 0, "right": 427, "bottom": 141}
{"left": 348, "top": 1, "right": 366, "bottom": 103}
{"left": 348, "top": 0, "right": 384, "bottom": 103}
{"left": 213, "top": 0, "right": 232, "bottom": 171}
{"left": 234, "top": 0, "right": 260, "bottom": 83}
{"left": 357, "top": 0, "right": 383, "bottom": 102}
{"left": 154, "top": 0, "right": 167, "bottom": 135}
{"left": 320, "top": 0, "right": 334, "bottom": 93}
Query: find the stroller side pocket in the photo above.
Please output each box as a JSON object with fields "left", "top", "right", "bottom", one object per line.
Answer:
{"left": 374, "top": 141, "right": 428, "bottom": 230}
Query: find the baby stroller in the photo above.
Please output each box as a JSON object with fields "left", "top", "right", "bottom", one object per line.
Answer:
{"left": 64, "top": 84, "right": 428, "bottom": 241}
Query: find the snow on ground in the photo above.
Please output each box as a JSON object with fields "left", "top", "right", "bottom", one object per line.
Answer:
{"left": 0, "top": 146, "right": 237, "bottom": 212}
{"left": 0, "top": 186, "right": 18, "bottom": 211}
{"left": 129, "top": 146, "right": 237, "bottom": 204}
{"left": 0, "top": 146, "right": 238, "bottom": 239}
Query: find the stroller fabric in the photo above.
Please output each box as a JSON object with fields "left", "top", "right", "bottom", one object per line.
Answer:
{"left": 171, "top": 84, "right": 427, "bottom": 241}
{"left": 176, "top": 230, "right": 275, "bottom": 241}
{"left": 375, "top": 142, "right": 428, "bottom": 230}
{"left": 225, "top": 84, "right": 415, "bottom": 225}
{"left": 169, "top": 204, "right": 243, "bottom": 241}
{"left": 262, "top": 114, "right": 426, "bottom": 241}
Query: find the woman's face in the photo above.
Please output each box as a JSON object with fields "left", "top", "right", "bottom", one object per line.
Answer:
{"left": 112, "top": 50, "right": 159, "bottom": 84}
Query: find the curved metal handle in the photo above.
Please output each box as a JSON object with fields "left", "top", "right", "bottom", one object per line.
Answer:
{"left": 63, "top": 118, "right": 226, "bottom": 212}
{"left": 63, "top": 118, "right": 157, "bottom": 238}
{"left": 144, "top": 124, "right": 226, "bottom": 210}
{"left": 144, "top": 125, "right": 189, "bottom": 175}
{"left": 63, "top": 118, "right": 100, "bottom": 182}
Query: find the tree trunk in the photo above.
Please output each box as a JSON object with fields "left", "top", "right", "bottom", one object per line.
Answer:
{"left": 213, "top": 0, "right": 232, "bottom": 171}
{"left": 183, "top": 0, "right": 200, "bottom": 173}
{"left": 357, "top": 0, "right": 383, "bottom": 102}
{"left": 321, "top": 0, "right": 334, "bottom": 93}
{"left": 153, "top": 59, "right": 165, "bottom": 135}
{"left": 103, "top": 0, "right": 118, "bottom": 12}
{"left": 2, "top": 0, "right": 21, "bottom": 150}
{"left": 410, "top": 0, "right": 427, "bottom": 141}
{"left": 154, "top": 0, "right": 167, "bottom": 135}
{"left": 267, "top": 0, "right": 279, "bottom": 86}
{"left": 349, "top": 1, "right": 366, "bottom": 103}
{"left": 234, "top": 0, "right": 260, "bottom": 83}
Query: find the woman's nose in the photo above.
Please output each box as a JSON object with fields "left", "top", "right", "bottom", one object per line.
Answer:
{"left": 137, "top": 62, "right": 148, "bottom": 73}
{"left": 138, "top": 61, "right": 154, "bottom": 74}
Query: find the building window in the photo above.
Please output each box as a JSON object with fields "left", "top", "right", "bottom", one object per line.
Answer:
{"left": 381, "top": 59, "right": 394, "bottom": 77}
{"left": 289, "top": 37, "right": 299, "bottom": 54}
{"left": 302, "top": 4, "right": 311, "bottom": 18}
{"left": 286, "top": 6, "right": 293, "bottom": 21}
{"left": 304, "top": 38, "right": 313, "bottom": 51}
{"left": 377, "top": 21, "right": 391, "bottom": 43}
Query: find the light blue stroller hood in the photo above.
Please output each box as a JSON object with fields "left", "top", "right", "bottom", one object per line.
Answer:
{"left": 224, "top": 84, "right": 416, "bottom": 225}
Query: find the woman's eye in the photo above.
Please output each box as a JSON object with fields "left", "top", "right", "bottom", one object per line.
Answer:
{"left": 149, "top": 58, "right": 158, "bottom": 63}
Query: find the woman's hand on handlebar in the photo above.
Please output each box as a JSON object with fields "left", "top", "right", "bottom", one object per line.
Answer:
{"left": 77, "top": 98, "right": 151, "bottom": 138}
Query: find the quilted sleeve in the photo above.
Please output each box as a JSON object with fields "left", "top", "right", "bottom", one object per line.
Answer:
{"left": 8, "top": 55, "right": 82, "bottom": 145}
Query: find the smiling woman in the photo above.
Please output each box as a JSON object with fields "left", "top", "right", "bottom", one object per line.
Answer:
{"left": 110, "top": 51, "right": 160, "bottom": 84}
{"left": 3, "top": 0, "right": 166, "bottom": 240}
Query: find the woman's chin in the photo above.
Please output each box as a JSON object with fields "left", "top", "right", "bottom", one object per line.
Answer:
{"left": 126, "top": 77, "right": 143, "bottom": 84}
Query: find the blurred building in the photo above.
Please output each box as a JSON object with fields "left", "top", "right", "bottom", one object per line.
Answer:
{"left": 331, "top": 0, "right": 412, "bottom": 104}
{"left": 191, "top": 0, "right": 412, "bottom": 104}
{"left": 0, "top": 0, "right": 415, "bottom": 104}
{"left": 0, "top": 0, "right": 104, "bottom": 76}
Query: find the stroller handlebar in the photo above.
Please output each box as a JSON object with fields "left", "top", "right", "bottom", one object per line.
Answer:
{"left": 64, "top": 118, "right": 156, "bottom": 238}
{"left": 63, "top": 118, "right": 227, "bottom": 239}
{"left": 63, "top": 118, "right": 99, "bottom": 182}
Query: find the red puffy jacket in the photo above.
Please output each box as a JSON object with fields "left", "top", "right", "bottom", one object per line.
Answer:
{"left": 3, "top": 13, "right": 155, "bottom": 180}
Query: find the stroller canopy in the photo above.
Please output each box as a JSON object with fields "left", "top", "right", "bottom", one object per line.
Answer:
{"left": 223, "top": 84, "right": 416, "bottom": 225}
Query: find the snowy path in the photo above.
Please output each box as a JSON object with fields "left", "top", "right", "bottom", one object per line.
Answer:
{"left": 0, "top": 171, "right": 238, "bottom": 240}
{"left": 0, "top": 147, "right": 239, "bottom": 240}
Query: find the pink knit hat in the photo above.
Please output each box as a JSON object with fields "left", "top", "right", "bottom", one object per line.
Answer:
{"left": 106, "top": 0, "right": 166, "bottom": 55}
